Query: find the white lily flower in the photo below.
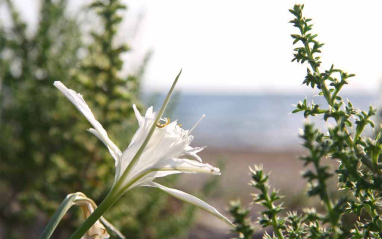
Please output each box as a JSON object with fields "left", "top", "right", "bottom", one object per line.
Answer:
{"left": 54, "top": 81, "right": 233, "bottom": 227}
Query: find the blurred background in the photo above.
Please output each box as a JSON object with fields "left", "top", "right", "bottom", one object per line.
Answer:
{"left": 1, "top": 0, "right": 381, "bottom": 238}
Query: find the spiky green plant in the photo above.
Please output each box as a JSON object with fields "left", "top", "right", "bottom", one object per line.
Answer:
{"left": 229, "top": 4, "right": 381, "bottom": 239}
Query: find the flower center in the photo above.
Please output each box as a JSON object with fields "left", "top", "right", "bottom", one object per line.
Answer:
{"left": 156, "top": 118, "right": 170, "bottom": 128}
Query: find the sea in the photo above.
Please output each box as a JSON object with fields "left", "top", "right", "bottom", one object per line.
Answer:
{"left": 144, "top": 93, "right": 380, "bottom": 151}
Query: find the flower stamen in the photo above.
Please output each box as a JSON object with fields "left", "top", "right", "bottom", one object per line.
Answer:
{"left": 189, "top": 114, "right": 205, "bottom": 134}
{"left": 156, "top": 117, "right": 170, "bottom": 128}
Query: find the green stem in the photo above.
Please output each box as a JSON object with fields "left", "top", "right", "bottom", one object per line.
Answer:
{"left": 69, "top": 190, "right": 118, "bottom": 239}
{"left": 304, "top": 36, "right": 378, "bottom": 174}
{"left": 68, "top": 168, "right": 152, "bottom": 239}
{"left": 304, "top": 41, "right": 340, "bottom": 233}
{"left": 39, "top": 193, "right": 82, "bottom": 239}
{"left": 68, "top": 156, "right": 217, "bottom": 238}
{"left": 316, "top": 165, "right": 334, "bottom": 223}
{"left": 262, "top": 190, "right": 284, "bottom": 239}
{"left": 271, "top": 213, "right": 284, "bottom": 239}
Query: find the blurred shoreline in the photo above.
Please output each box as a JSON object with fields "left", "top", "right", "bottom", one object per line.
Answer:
{"left": 145, "top": 93, "right": 379, "bottom": 151}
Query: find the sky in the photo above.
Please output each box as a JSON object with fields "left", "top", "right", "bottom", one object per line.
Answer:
{"left": 3, "top": 0, "right": 382, "bottom": 95}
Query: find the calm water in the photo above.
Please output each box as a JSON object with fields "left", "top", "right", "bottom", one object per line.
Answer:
{"left": 145, "top": 93, "right": 380, "bottom": 150}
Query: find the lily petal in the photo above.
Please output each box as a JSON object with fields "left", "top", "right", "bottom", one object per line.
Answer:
{"left": 132, "top": 104, "right": 143, "bottom": 127}
{"left": 151, "top": 158, "right": 221, "bottom": 176}
{"left": 88, "top": 128, "right": 122, "bottom": 183}
{"left": 88, "top": 129, "right": 122, "bottom": 163}
{"left": 120, "top": 158, "right": 220, "bottom": 191}
{"left": 145, "top": 182, "right": 234, "bottom": 227}
{"left": 54, "top": 81, "right": 121, "bottom": 168}
{"left": 123, "top": 158, "right": 220, "bottom": 190}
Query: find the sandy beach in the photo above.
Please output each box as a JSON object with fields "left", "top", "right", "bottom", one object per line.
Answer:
{"left": 179, "top": 148, "right": 308, "bottom": 200}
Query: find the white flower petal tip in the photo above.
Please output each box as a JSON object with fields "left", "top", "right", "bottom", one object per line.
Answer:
{"left": 147, "top": 183, "right": 234, "bottom": 228}
{"left": 145, "top": 106, "right": 154, "bottom": 117}
{"left": 133, "top": 104, "right": 143, "bottom": 126}
{"left": 206, "top": 163, "right": 221, "bottom": 175}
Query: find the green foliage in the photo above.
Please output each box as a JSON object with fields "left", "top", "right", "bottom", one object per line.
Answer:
{"left": 251, "top": 165, "right": 286, "bottom": 238}
{"left": 229, "top": 200, "right": 254, "bottom": 239}
{"left": 1, "top": 0, "right": 203, "bottom": 238}
{"left": 1, "top": 1, "right": 83, "bottom": 238}
{"left": 229, "top": 4, "right": 382, "bottom": 239}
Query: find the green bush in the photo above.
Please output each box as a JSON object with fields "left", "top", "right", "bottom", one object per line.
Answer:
{"left": 0, "top": 1, "right": 202, "bottom": 238}
{"left": 229, "top": 4, "right": 382, "bottom": 239}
